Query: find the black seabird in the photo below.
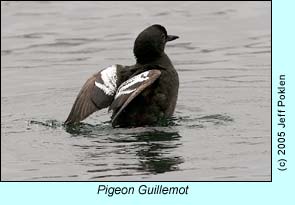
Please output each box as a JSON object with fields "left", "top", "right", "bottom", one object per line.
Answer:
{"left": 65, "top": 24, "right": 179, "bottom": 127}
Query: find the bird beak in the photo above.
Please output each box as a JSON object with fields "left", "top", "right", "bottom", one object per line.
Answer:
{"left": 166, "top": 35, "right": 179, "bottom": 42}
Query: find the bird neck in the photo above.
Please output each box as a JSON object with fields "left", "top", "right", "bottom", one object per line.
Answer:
{"left": 136, "top": 53, "right": 174, "bottom": 69}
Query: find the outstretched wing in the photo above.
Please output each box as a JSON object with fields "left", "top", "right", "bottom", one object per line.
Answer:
{"left": 109, "top": 69, "right": 161, "bottom": 126}
{"left": 65, "top": 65, "right": 119, "bottom": 125}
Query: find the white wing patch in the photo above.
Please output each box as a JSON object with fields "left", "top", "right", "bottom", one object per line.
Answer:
{"left": 115, "top": 71, "right": 150, "bottom": 99}
{"left": 95, "top": 65, "right": 117, "bottom": 96}
{"left": 115, "top": 89, "right": 136, "bottom": 97}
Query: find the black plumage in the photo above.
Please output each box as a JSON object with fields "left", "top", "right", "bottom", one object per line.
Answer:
{"left": 65, "top": 24, "right": 179, "bottom": 127}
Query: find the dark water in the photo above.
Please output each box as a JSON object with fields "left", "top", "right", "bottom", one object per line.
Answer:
{"left": 1, "top": 1, "right": 271, "bottom": 181}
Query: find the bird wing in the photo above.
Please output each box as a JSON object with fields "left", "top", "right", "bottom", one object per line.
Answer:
{"left": 109, "top": 69, "right": 161, "bottom": 126}
{"left": 65, "top": 65, "right": 119, "bottom": 125}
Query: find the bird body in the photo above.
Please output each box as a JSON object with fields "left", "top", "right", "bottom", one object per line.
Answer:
{"left": 65, "top": 24, "right": 179, "bottom": 127}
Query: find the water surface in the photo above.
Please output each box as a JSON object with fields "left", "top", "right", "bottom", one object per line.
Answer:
{"left": 1, "top": 1, "right": 271, "bottom": 181}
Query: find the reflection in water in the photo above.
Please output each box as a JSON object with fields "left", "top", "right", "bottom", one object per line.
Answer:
{"left": 65, "top": 122, "right": 184, "bottom": 178}
{"left": 123, "top": 131, "right": 183, "bottom": 174}
{"left": 27, "top": 112, "right": 233, "bottom": 179}
{"left": 29, "top": 113, "right": 233, "bottom": 179}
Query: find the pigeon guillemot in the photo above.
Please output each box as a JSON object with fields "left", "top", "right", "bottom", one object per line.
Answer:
{"left": 65, "top": 24, "right": 179, "bottom": 127}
